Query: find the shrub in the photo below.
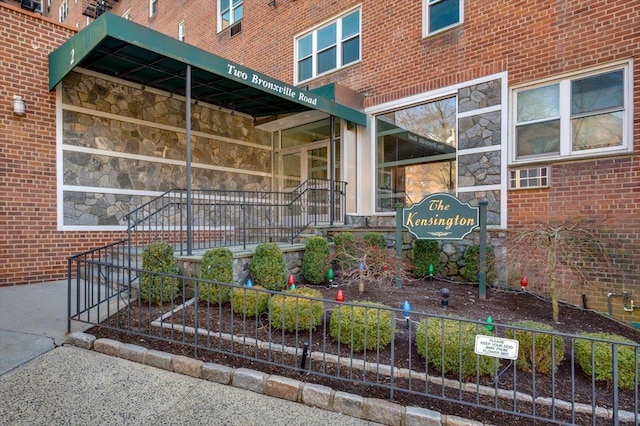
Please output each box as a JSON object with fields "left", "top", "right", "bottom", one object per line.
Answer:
{"left": 250, "top": 243, "right": 287, "bottom": 291}
{"left": 270, "top": 287, "right": 324, "bottom": 332}
{"left": 574, "top": 332, "right": 639, "bottom": 390}
{"left": 332, "top": 232, "right": 358, "bottom": 270}
{"left": 329, "top": 301, "right": 394, "bottom": 351}
{"left": 461, "top": 245, "right": 497, "bottom": 285}
{"left": 415, "top": 316, "right": 496, "bottom": 378}
{"left": 198, "top": 248, "right": 234, "bottom": 304}
{"left": 231, "top": 285, "right": 270, "bottom": 317}
{"left": 505, "top": 320, "right": 565, "bottom": 373}
{"left": 412, "top": 240, "right": 440, "bottom": 278}
{"left": 363, "top": 232, "right": 387, "bottom": 249}
{"left": 140, "top": 241, "right": 180, "bottom": 304}
{"left": 302, "top": 236, "right": 330, "bottom": 285}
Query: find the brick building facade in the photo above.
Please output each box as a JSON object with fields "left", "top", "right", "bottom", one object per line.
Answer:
{"left": 2, "top": 0, "right": 639, "bottom": 324}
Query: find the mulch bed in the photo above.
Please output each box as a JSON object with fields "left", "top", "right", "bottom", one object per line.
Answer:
{"left": 89, "top": 275, "right": 640, "bottom": 425}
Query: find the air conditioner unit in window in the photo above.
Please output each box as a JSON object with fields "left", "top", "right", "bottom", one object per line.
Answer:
{"left": 230, "top": 21, "right": 242, "bottom": 37}
{"left": 21, "top": 0, "right": 41, "bottom": 12}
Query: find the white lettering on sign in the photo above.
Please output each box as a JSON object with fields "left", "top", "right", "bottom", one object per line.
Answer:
{"left": 225, "top": 64, "right": 321, "bottom": 106}
{"left": 474, "top": 335, "right": 519, "bottom": 360}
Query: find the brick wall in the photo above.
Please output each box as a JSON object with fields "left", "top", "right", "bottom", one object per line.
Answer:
{"left": 0, "top": 4, "right": 123, "bottom": 285}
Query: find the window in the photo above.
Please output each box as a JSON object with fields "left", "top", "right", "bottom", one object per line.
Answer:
{"left": 423, "top": 0, "right": 463, "bottom": 36}
{"left": 179, "top": 21, "right": 186, "bottom": 41}
{"left": 218, "top": 0, "right": 243, "bottom": 31}
{"left": 122, "top": 9, "right": 131, "bottom": 20}
{"left": 375, "top": 97, "right": 457, "bottom": 212}
{"left": 59, "top": 0, "right": 68, "bottom": 22}
{"left": 295, "top": 9, "right": 361, "bottom": 84}
{"left": 149, "top": 0, "right": 157, "bottom": 17}
{"left": 513, "top": 64, "right": 630, "bottom": 163}
{"left": 510, "top": 167, "right": 549, "bottom": 189}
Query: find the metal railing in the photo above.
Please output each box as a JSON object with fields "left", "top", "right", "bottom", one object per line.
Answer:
{"left": 67, "top": 255, "right": 640, "bottom": 425}
{"left": 125, "top": 178, "right": 347, "bottom": 255}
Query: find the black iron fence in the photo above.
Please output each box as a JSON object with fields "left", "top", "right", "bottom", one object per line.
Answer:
{"left": 68, "top": 251, "right": 639, "bottom": 425}
{"left": 125, "top": 178, "right": 347, "bottom": 255}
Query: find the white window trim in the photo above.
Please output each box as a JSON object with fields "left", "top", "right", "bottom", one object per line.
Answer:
{"left": 149, "top": 0, "right": 158, "bottom": 17}
{"left": 59, "top": 0, "right": 68, "bottom": 22}
{"left": 294, "top": 7, "right": 362, "bottom": 85}
{"left": 422, "top": 0, "right": 464, "bottom": 38}
{"left": 217, "top": 0, "right": 243, "bottom": 33}
{"left": 122, "top": 9, "right": 131, "bottom": 20}
{"left": 510, "top": 60, "right": 633, "bottom": 165}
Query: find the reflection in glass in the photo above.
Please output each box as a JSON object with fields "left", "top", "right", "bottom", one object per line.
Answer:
{"left": 375, "top": 97, "right": 457, "bottom": 212}
{"left": 516, "top": 120, "right": 560, "bottom": 157}
{"left": 517, "top": 84, "right": 559, "bottom": 122}
{"left": 572, "top": 112, "right": 623, "bottom": 151}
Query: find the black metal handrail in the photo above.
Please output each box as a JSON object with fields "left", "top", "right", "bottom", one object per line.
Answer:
{"left": 125, "top": 178, "right": 347, "bottom": 255}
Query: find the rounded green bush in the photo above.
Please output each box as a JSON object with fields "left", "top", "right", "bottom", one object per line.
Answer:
{"left": 505, "top": 320, "right": 565, "bottom": 373}
{"left": 231, "top": 285, "right": 270, "bottom": 317}
{"left": 415, "top": 316, "right": 496, "bottom": 378}
{"left": 140, "top": 241, "right": 180, "bottom": 304}
{"left": 329, "top": 301, "right": 394, "bottom": 352}
{"left": 199, "top": 248, "right": 234, "bottom": 304}
{"left": 412, "top": 239, "right": 440, "bottom": 278}
{"left": 270, "top": 287, "right": 324, "bottom": 332}
{"left": 302, "top": 236, "right": 330, "bottom": 285}
{"left": 363, "top": 232, "right": 386, "bottom": 249}
{"left": 461, "top": 245, "right": 497, "bottom": 285}
{"left": 574, "top": 332, "right": 639, "bottom": 390}
{"left": 332, "top": 232, "right": 358, "bottom": 270}
{"left": 250, "top": 243, "right": 287, "bottom": 291}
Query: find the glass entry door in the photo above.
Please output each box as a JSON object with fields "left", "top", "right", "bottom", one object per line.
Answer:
{"left": 280, "top": 142, "right": 330, "bottom": 223}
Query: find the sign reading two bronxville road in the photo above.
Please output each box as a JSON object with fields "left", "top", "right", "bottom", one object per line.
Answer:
{"left": 403, "top": 193, "right": 479, "bottom": 240}
{"left": 474, "top": 335, "right": 519, "bottom": 360}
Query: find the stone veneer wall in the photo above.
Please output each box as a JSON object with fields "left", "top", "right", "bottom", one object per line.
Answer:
{"left": 456, "top": 79, "right": 503, "bottom": 227}
{"left": 61, "top": 71, "right": 272, "bottom": 227}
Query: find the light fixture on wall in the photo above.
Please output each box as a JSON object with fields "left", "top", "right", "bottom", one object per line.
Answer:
{"left": 268, "top": 0, "right": 277, "bottom": 7}
{"left": 13, "top": 96, "right": 26, "bottom": 116}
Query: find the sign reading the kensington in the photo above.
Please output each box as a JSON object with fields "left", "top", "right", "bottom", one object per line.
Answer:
{"left": 226, "top": 63, "right": 318, "bottom": 106}
{"left": 403, "top": 193, "right": 479, "bottom": 240}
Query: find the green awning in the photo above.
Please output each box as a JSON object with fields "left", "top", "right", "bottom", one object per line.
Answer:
{"left": 48, "top": 12, "right": 366, "bottom": 126}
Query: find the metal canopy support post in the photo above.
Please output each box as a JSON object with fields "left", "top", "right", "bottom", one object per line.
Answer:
{"left": 478, "top": 200, "right": 488, "bottom": 300}
{"left": 186, "top": 65, "right": 193, "bottom": 256}
{"left": 329, "top": 115, "right": 335, "bottom": 225}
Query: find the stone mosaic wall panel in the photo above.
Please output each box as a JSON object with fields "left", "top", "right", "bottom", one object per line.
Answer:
{"left": 457, "top": 111, "right": 501, "bottom": 150}
{"left": 61, "top": 71, "right": 273, "bottom": 227}
{"left": 63, "top": 191, "right": 152, "bottom": 226}
{"left": 458, "top": 79, "right": 501, "bottom": 113}
{"left": 458, "top": 190, "right": 501, "bottom": 227}
{"left": 457, "top": 151, "right": 501, "bottom": 187}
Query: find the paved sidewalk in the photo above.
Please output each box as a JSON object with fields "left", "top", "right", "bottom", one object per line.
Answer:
{"left": 0, "top": 345, "right": 377, "bottom": 426}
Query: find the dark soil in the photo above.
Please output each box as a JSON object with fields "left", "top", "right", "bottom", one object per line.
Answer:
{"left": 89, "top": 275, "right": 640, "bottom": 425}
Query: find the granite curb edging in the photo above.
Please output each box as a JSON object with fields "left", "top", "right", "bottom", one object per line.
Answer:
{"left": 64, "top": 332, "right": 482, "bottom": 426}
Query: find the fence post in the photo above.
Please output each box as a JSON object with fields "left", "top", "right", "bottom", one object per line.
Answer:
{"left": 479, "top": 200, "right": 488, "bottom": 300}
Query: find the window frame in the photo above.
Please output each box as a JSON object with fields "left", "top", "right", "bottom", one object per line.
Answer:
{"left": 218, "top": 0, "right": 243, "bottom": 32}
{"left": 422, "top": 0, "right": 464, "bottom": 37}
{"left": 510, "top": 62, "right": 632, "bottom": 165}
{"left": 59, "top": 0, "right": 68, "bottom": 22}
{"left": 294, "top": 8, "right": 362, "bottom": 84}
